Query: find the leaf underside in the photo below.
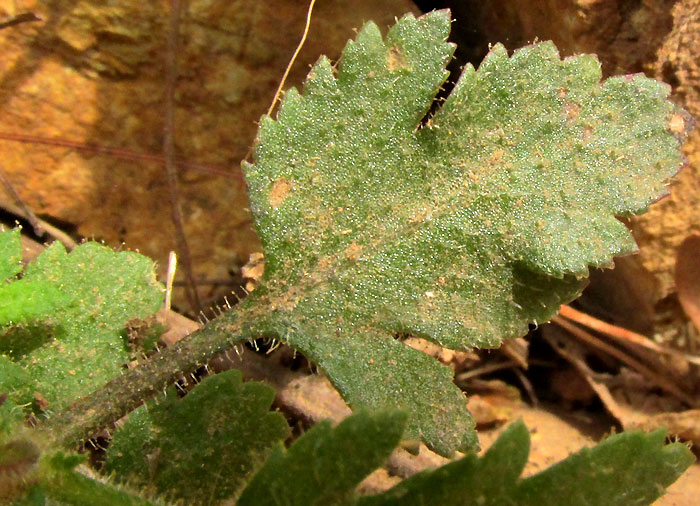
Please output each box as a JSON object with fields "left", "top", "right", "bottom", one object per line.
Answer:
{"left": 240, "top": 11, "right": 690, "bottom": 455}
{"left": 241, "top": 10, "right": 689, "bottom": 455}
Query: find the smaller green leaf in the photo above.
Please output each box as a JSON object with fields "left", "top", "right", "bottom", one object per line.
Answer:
{"left": 43, "top": 470, "right": 163, "bottom": 506}
{"left": 238, "top": 410, "right": 407, "bottom": 506}
{"left": 0, "top": 355, "right": 35, "bottom": 396}
{"left": 0, "top": 280, "right": 68, "bottom": 362}
{"left": 512, "top": 427, "right": 694, "bottom": 506}
{"left": 0, "top": 280, "right": 67, "bottom": 330}
{"left": 357, "top": 420, "right": 694, "bottom": 506}
{"left": 1, "top": 241, "right": 163, "bottom": 411}
{"left": 0, "top": 229, "right": 22, "bottom": 282}
{"left": 16, "top": 452, "right": 165, "bottom": 506}
{"left": 0, "top": 390, "right": 26, "bottom": 436}
{"left": 105, "top": 369, "right": 290, "bottom": 505}
{"left": 356, "top": 420, "right": 529, "bottom": 506}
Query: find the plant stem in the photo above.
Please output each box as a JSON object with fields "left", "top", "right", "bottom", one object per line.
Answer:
{"left": 39, "top": 302, "right": 262, "bottom": 448}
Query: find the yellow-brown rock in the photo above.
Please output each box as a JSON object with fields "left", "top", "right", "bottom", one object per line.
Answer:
{"left": 0, "top": 0, "right": 418, "bottom": 311}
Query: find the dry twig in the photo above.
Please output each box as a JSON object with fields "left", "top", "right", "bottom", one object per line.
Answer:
{"left": 559, "top": 304, "right": 700, "bottom": 367}
{"left": 0, "top": 12, "right": 40, "bottom": 30}
{"left": 0, "top": 165, "right": 45, "bottom": 237}
{"left": 0, "top": 132, "right": 240, "bottom": 180}
{"left": 0, "top": 198, "right": 77, "bottom": 250}
{"left": 163, "top": 0, "right": 201, "bottom": 314}
{"left": 552, "top": 315, "right": 697, "bottom": 407}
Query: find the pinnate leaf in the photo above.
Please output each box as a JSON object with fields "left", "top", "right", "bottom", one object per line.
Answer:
{"left": 357, "top": 420, "right": 694, "bottom": 506}
{"left": 241, "top": 10, "right": 689, "bottom": 454}
{"left": 238, "top": 410, "right": 406, "bottom": 506}
{"left": 105, "top": 370, "right": 290, "bottom": 505}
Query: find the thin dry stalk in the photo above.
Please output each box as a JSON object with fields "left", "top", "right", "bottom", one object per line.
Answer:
{"left": 559, "top": 304, "right": 700, "bottom": 367}
{"left": 0, "top": 199, "right": 77, "bottom": 249}
{"left": 0, "top": 132, "right": 239, "bottom": 180}
{"left": 541, "top": 329, "right": 636, "bottom": 424}
{"left": 456, "top": 360, "right": 516, "bottom": 383}
{"left": 552, "top": 315, "right": 697, "bottom": 407}
{"left": 0, "top": 12, "right": 40, "bottom": 30}
{"left": 266, "top": 0, "right": 318, "bottom": 117}
{"left": 163, "top": 0, "right": 201, "bottom": 314}
{"left": 0, "top": 165, "right": 45, "bottom": 237}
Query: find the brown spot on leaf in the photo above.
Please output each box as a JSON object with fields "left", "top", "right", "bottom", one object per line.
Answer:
{"left": 582, "top": 126, "right": 593, "bottom": 141}
{"left": 409, "top": 212, "right": 425, "bottom": 224}
{"left": 269, "top": 178, "right": 292, "bottom": 208}
{"left": 565, "top": 102, "right": 579, "bottom": 123}
{"left": 33, "top": 392, "right": 49, "bottom": 411}
{"left": 669, "top": 113, "right": 686, "bottom": 135}
{"left": 489, "top": 149, "right": 503, "bottom": 164}
{"left": 387, "top": 46, "right": 408, "bottom": 71}
{"left": 315, "top": 255, "right": 335, "bottom": 275}
{"left": 344, "top": 242, "right": 363, "bottom": 262}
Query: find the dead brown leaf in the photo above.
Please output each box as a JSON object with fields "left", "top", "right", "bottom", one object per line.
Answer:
{"left": 676, "top": 235, "right": 700, "bottom": 335}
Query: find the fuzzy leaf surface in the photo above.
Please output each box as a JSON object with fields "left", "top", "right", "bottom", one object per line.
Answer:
{"left": 357, "top": 420, "right": 694, "bottom": 506}
{"left": 242, "top": 10, "right": 689, "bottom": 455}
{"left": 0, "top": 280, "right": 67, "bottom": 331}
{"left": 105, "top": 370, "right": 290, "bottom": 506}
{"left": 0, "top": 239, "right": 163, "bottom": 412}
{"left": 0, "top": 230, "right": 66, "bottom": 330}
{"left": 238, "top": 410, "right": 406, "bottom": 506}
{"left": 0, "top": 228, "right": 22, "bottom": 281}
{"left": 9, "top": 451, "right": 164, "bottom": 506}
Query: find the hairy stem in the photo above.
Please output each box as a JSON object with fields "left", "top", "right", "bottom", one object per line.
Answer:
{"left": 39, "top": 302, "right": 261, "bottom": 448}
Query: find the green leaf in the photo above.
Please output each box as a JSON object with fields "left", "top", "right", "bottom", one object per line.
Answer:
{"left": 242, "top": 10, "right": 689, "bottom": 454}
{"left": 238, "top": 410, "right": 406, "bottom": 506}
{"left": 0, "top": 393, "right": 24, "bottom": 435}
{"left": 0, "top": 280, "right": 67, "bottom": 332}
{"left": 357, "top": 420, "right": 695, "bottom": 506}
{"left": 512, "top": 428, "right": 694, "bottom": 505}
{"left": 0, "top": 438, "right": 41, "bottom": 505}
{"left": 0, "top": 240, "right": 163, "bottom": 412}
{"left": 0, "top": 228, "right": 22, "bottom": 281}
{"left": 37, "top": 467, "right": 162, "bottom": 506}
{"left": 0, "top": 355, "right": 36, "bottom": 400}
{"left": 0, "top": 231, "right": 64, "bottom": 359}
{"left": 105, "top": 370, "right": 290, "bottom": 505}
{"left": 11, "top": 451, "right": 165, "bottom": 506}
